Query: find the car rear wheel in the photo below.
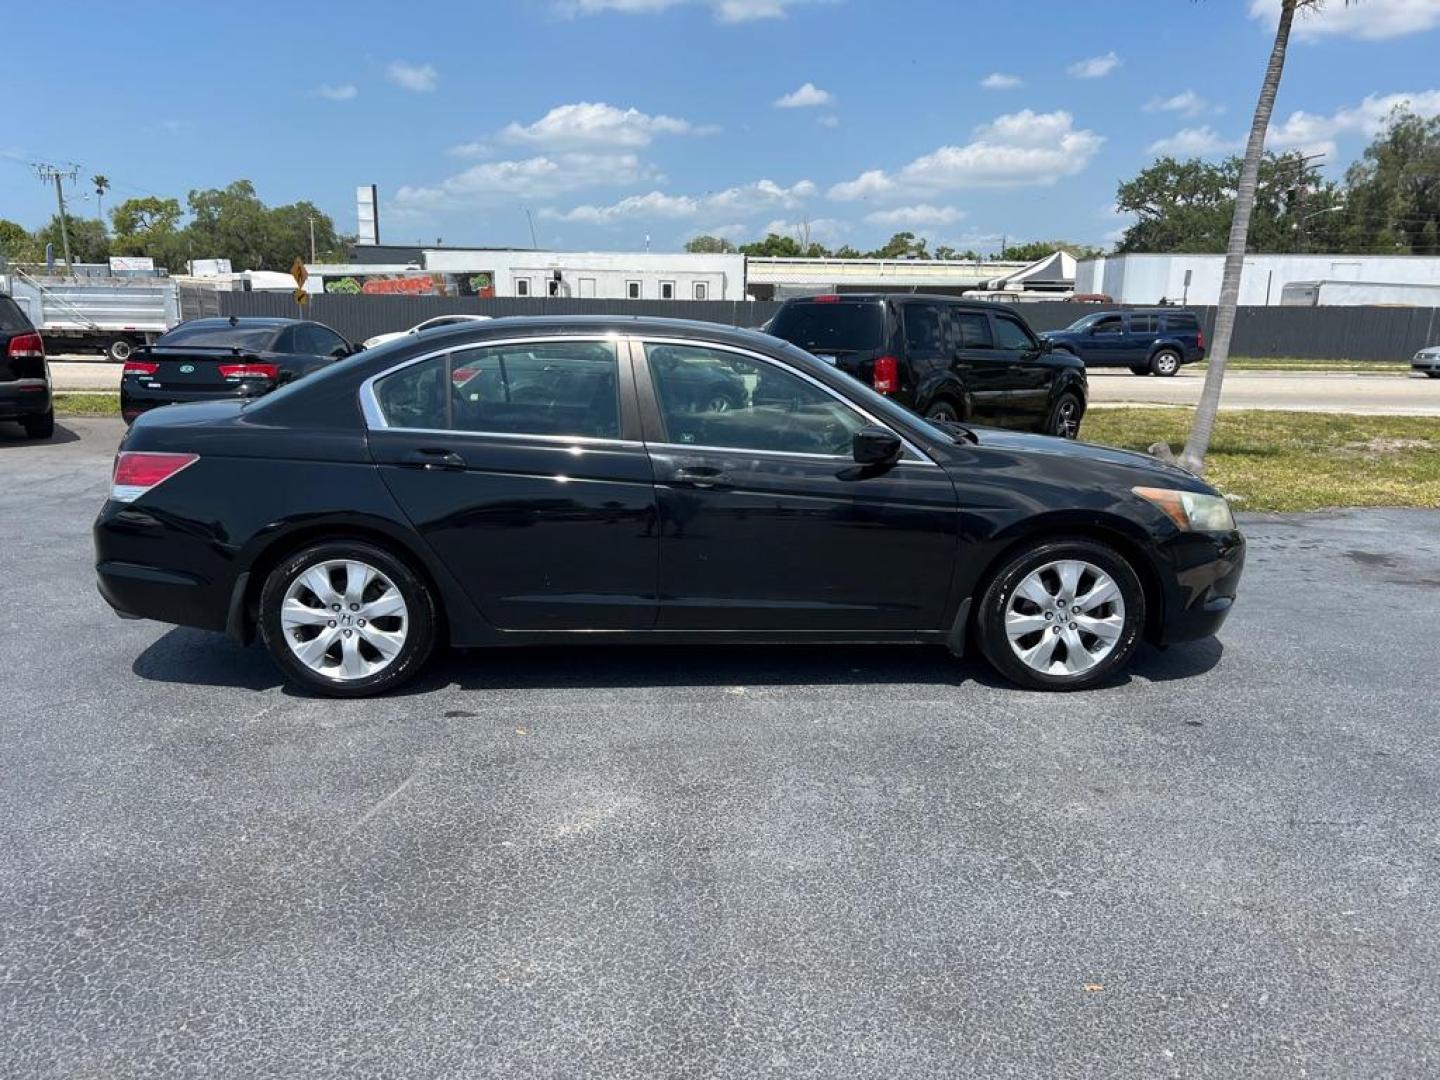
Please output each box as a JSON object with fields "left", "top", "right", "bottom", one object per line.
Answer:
{"left": 22, "top": 409, "right": 55, "bottom": 440}
{"left": 1150, "top": 350, "right": 1181, "bottom": 377}
{"left": 259, "top": 540, "right": 437, "bottom": 698}
{"left": 1129, "top": 364, "right": 1150, "bottom": 376}
{"left": 1046, "top": 393, "right": 1084, "bottom": 439}
{"left": 925, "top": 399, "right": 960, "bottom": 423}
{"left": 975, "top": 538, "right": 1145, "bottom": 691}
{"left": 1426, "top": 371, "right": 1440, "bottom": 379}
{"left": 107, "top": 338, "right": 134, "bottom": 363}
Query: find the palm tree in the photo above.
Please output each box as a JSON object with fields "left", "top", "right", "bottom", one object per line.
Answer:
{"left": 92, "top": 174, "right": 110, "bottom": 227}
{"left": 1177, "top": 0, "right": 1347, "bottom": 474}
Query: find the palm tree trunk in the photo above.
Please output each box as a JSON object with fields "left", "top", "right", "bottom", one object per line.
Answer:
{"left": 1180, "top": 0, "right": 1298, "bottom": 473}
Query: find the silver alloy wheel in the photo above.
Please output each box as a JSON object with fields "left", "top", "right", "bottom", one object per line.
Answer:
{"left": 1153, "top": 352, "right": 1179, "bottom": 375}
{"left": 1053, "top": 399, "right": 1080, "bottom": 438}
{"left": 280, "top": 559, "right": 409, "bottom": 681}
{"left": 1004, "top": 559, "right": 1125, "bottom": 677}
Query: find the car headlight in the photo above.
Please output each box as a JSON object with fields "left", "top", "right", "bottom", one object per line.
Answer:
{"left": 1132, "top": 486, "right": 1236, "bottom": 532}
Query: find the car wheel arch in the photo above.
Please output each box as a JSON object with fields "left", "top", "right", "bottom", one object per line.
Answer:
{"left": 963, "top": 515, "right": 1166, "bottom": 646}
{"left": 233, "top": 518, "right": 460, "bottom": 646}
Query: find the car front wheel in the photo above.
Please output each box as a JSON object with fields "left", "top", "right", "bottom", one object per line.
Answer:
{"left": 925, "top": 400, "right": 960, "bottom": 423}
{"left": 259, "top": 540, "right": 438, "bottom": 697}
{"left": 1046, "top": 393, "right": 1084, "bottom": 439}
{"left": 22, "top": 409, "right": 55, "bottom": 440}
{"left": 975, "top": 538, "right": 1145, "bottom": 691}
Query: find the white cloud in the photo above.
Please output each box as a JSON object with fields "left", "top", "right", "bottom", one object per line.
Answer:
{"left": 828, "top": 109, "right": 1104, "bottom": 199}
{"left": 386, "top": 60, "right": 438, "bottom": 92}
{"left": 1068, "top": 51, "right": 1121, "bottom": 79}
{"left": 396, "top": 153, "right": 649, "bottom": 210}
{"left": 315, "top": 83, "right": 357, "bottom": 101}
{"left": 1144, "top": 89, "right": 1220, "bottom": 118}
{"left": 864, "top": 204, "right": 967, "bottom": 227}
{"left": 774, "top": 82, "right": 834, "bottom": 108}
{"left": 1268, "top": 90, "right": 1440, "bottom": 159}
{"left": 1147, "top": 126, "right": 1243, "bottom": 157}
{"left": 556, "top": 0, "right": 815, "bottom": 21}
{"left": 1249, "top": 0, "right": 1440, "bottom": 40}
{"left": 980, "top": 73, "right": 1023, "bottom": 90}
{"left": 447, "top": 141, "right": 491, "bottom": 158}
{"left": 817, "top": 114, "right": 840, "bottom": 128}
{"left": 501, "top": 101, "right": 702, "bottom": 147}
{"left": 544, "top": 178, "right": 815, "bottom": 224}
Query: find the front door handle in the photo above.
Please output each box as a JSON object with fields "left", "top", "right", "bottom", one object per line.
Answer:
{"left": 672, "top": 464, "right": 728, "bottom": 489}
{"left": 403, "top": 447, "right": 466, "bottom": 471}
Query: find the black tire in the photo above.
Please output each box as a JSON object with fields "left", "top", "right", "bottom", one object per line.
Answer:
{"left": 925, "top": 399, "right": 961, "bottom": 423}
{"left": 1129, "top": 364, "right": 1150, "bottom": 376}
{"left": 106, "top": 338, "right": 134, "bottom": 363}
{"left": 1150, "top": 350, "right": 1181, "bottom": 377}
{"left": 22, "top": 409, "right": 55, "bottom": 440}
{"left": 259, "top": 540, "right": 438, "bottom": 698}
{"left": 1045, "top": 392, "right": 1084, "bottom": 439}
{"left": 974, "top": 538, "right": 1146, "bottom": 692}
{"left": 1426, "top": 371, "right": 1440, "bottom": 379}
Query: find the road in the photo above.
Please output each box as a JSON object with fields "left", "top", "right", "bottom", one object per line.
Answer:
{"left": 3, "top": 418, "right": 1440, "bottom": 1078}
{"left": 48, "top": 357, "right": 1440, "bottom": 416}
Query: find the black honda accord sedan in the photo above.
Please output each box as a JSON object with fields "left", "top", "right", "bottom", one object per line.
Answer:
{"left": 95, "top": 316, "right": 1244, "bottom": 696}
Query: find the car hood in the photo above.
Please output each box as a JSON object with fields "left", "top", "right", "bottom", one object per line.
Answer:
{"left": 954, "top": 424, "right": 1212, "bottom": 490}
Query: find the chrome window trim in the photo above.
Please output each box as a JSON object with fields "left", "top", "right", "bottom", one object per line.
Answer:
{"left": 637, "top": 335, "right": 938, "bottom": 467}
{"left": 359, "top": 334, "right": 624, "bottom": 433}
{"left": 645, "top": 440, "right": 935, "bottom": 467}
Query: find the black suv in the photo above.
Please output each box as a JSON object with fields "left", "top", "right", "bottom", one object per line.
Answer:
{"left": 766, "top": 294, "right": 1089, "bottom": 438}
{"left": 1043, "top": 308, "right": 1206, "bottom": 376}
{"left": 0, "top": 293, "right": 53, "bottom": 439}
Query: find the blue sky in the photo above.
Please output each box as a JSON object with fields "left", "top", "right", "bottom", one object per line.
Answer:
{"left": 5, "top": 0, "right": 1439, "bottom": 255}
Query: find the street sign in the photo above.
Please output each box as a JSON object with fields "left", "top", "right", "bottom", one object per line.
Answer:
{"left": 293, "top": 287, "right": 309, "bottom": 306}
{"left": 291, "top": 257, "right": 309, "bottom": 288}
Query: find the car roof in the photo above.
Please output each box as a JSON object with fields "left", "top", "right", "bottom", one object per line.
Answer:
{"left": 174, "top": 316, "right": 305, "bottom": 329}
{"left": 408, "top": 314, "right": 786, "bottom": 352}
{"left": 779, "top": 293, "right": 1031, "bottom": 313}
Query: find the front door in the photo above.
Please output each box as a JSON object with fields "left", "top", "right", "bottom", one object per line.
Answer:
{"left": 636, "top": 340, "right": 959, "bottom": 632}
{"left": 365, "top": 337, "right": 659, "bottom": 630}
{"left": 990, "top": 311, "right": 1051, "bottom": 429}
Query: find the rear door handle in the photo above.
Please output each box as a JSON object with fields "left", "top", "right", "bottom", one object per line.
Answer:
{"left": 402, "top": 448, "right": 466, "bottom": 471}
{"left": 672, "top": 464, "right": 728, "bottom": 489}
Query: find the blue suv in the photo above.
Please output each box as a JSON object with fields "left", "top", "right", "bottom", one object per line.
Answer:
{"left": 1042, "top": 309, "right": 1206, "bottom": 377}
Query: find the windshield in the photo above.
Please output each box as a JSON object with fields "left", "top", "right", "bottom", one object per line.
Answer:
{"left": 157, "top": 324, "right": 277, "bottom": 350}
{"left": 768, "top": 301, "right": 885, "bottom": 353}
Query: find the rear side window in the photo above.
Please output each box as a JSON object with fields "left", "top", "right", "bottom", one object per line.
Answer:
{"left": 767, "top": 301, "right": 885, "bottom": 354}
{"left": 372, "top": 340, "right": 620, "bottom": 439}
{"left": 1129, "top": 313, "right": 1158, "bottom": 334}
{"left": 953, "top": 311, "right": 992, "bottom": 349}
{"left": 1165, "top": 312, "right": 1199, "bottom": 331}
{"left": 902, "top": 304, "right": 945, "bottom": 356}
{"left": 0, "top": 297, "right": 31, "bottom": 332}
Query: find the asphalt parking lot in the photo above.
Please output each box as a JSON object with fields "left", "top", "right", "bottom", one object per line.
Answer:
{"left": 4, "top": 417, "right": 1440, "bottom": 1078}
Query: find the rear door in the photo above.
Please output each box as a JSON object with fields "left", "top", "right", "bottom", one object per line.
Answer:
{"left": 949, "top": 308, "right": 1012, "bottom": 425}
{"left": 364, "top": 336, "right": 659, "bottom": 631}
{"left": 635, "top": 338, "right": 959, "bottom": 632}
{"left": 1125, "top": 312, "right": 1159, "bottom": 367}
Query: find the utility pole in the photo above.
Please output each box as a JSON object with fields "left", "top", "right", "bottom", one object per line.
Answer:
{"left": 33, "top": 162, "right": 79, "bottom": 275}
{"left": 1286, "top": 151, "right": 1325, "bottom": 254}
{"left": 308, "top": 216, "right": 317, "bottom": 263}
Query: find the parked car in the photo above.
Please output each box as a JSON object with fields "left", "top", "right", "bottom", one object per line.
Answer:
{"left": 362, "top": 314, "right": 492, "bottom": 349}
{"left": 95, "top": 315, "right": 1244, "bottom": 697}
{"left": 120, "top": 316, "right": 360, "bottom": 424}
{"left": 1043, "top": 309, "right": 1206, "bottom": 376}
{"left": 0, "top": 292, "right": 53, "bottom": 439}
{"left": 1412, "top": 345, "right": 1440, "bottom": 378}
{"left": 765, "top": 294, "right": 1089, "bottom": 438}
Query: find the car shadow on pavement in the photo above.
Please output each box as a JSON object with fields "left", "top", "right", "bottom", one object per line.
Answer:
{"left": 0, "top": 422, "right": 81, "bottom": 447}
{"left": 132, "top": 629, "right": 1224, "bottom": 697}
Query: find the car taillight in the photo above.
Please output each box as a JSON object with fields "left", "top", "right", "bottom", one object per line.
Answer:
{"left": 123, "top": 360, "right": 160, "bottom": 376}
{"left": 812, "top": 294, "right": 841, "bottom": 303}
{"left": 110, "top": 451, "right": 199, "bottom": 503}
{"left": 872, "top": 355, "right": 899, "bottom": 394}
{"left": 6, "top": 331, "right": 44, "bottom": 359}
{"left": 218, "top": 363, "right": 279, "bottom": 380}
{"left": 1197, "top": 327, "right": 1205, "bottom": 350}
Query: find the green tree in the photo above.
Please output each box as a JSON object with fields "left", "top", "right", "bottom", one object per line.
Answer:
{"left": 1338, "top": 108, "right": 1440, "bottom": 255}
{"left": 91, "top": 174, "right": 110, "bottom": 224}
{"left": 684, "top": 234, "right": 737, "bottom": 254}
{"left": 0, "top": 219, "right": 38, "bottom": 262}
{"left": 933, "top": 245, "right": 980, "bottom": 261}
{"left": 36, "top": 214, "right": 109, "bottom": 264}
{"left": 1002, "top": 240, "right": 1103, "bottom": 262}
{"left": 868, "top": 231, "right": 929, "bottom": 259}
{"left": 110, "top": 196, "right": 189, "bottom": 269}
{"left": 185, "top": 180, "right": 273, "bottom": 269}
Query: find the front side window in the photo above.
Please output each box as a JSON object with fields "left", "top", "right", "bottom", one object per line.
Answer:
{"left": 1091, "top": 315, "right": 1125, "bottom": 336}
{"left": 992, "top": 315, "right": 1039, "bottom": 352}
{"left": 372, "top": 339, "right": 620, "bottom": 439}
{"left": 645, "top": 343, "right": 866, "bottom": 456}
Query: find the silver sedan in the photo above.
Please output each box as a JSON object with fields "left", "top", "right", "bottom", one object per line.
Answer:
{"left": 1413, "top": 345, "right": 1440, "bottom": 378}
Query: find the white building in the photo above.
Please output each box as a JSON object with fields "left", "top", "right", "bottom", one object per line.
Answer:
{"left": 745, "top": 256, "right": 1030, "bottom": 299}
{"left": 420, "top": 249, "right": 746, "bottom": 301}
{"left": 1076, "top": 252, "right": 1440, "bottom": 307}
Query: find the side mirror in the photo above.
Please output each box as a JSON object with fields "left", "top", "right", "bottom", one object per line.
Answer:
{"left": 852, "top": 426, "right": 903, "bottom": 467}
